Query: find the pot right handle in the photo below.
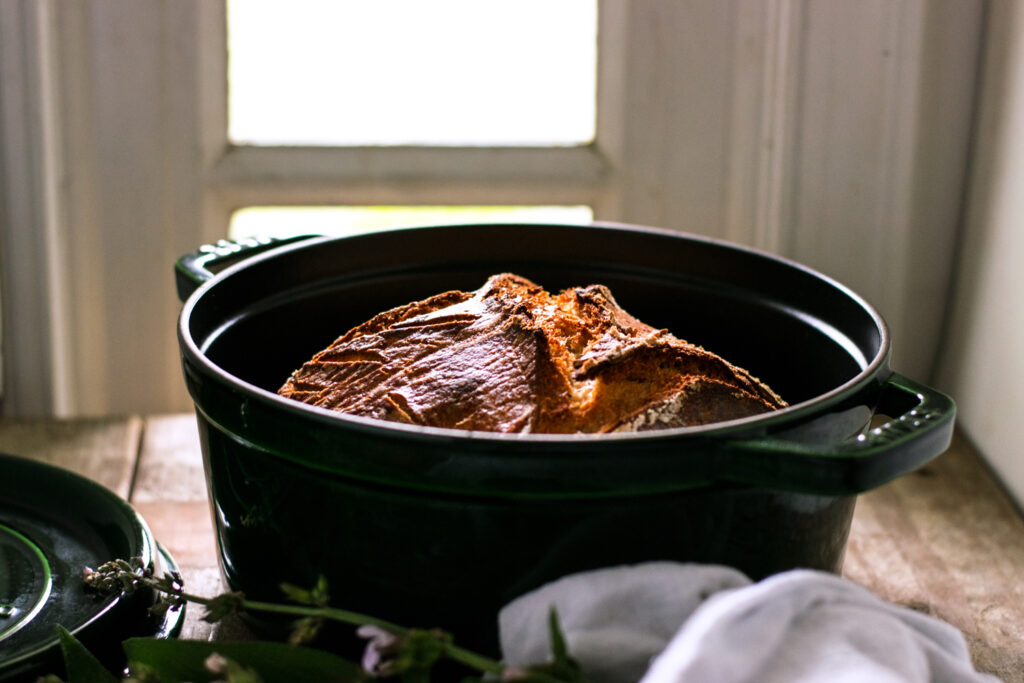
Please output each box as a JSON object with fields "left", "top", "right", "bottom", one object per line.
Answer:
{"left": 722, "top": 373, "right": 956, "bottom": 495}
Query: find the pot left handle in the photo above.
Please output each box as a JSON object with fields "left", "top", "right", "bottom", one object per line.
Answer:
{"left": 175, "top": 235, "right": 319, "bottom": 301}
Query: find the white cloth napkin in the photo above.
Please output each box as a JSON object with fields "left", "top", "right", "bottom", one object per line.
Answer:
{"left": 498, "top": 562, "right": 1000, "bottom": 683}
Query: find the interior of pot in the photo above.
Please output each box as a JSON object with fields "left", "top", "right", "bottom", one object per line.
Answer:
{"left": 186, "top": 223, "right": 884, "bottom": 416}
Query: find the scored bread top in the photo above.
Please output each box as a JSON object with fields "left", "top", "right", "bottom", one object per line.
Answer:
{"left": 277, "top": 273, "right": 786, "bottom": 433}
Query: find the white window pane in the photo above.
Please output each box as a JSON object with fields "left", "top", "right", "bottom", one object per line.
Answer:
{"left": 229, "top": 205, "right": 594, "bottom": 240}
{"left": 227, "top": 0, "right": 597, "bottom": 147}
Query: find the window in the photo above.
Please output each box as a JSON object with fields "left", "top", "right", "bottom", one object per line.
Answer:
{"left": 227, "top": 0, "right": 597, "bottom": 147}
{"left": 224, "top": 0, "right": 599, "bottom": 238}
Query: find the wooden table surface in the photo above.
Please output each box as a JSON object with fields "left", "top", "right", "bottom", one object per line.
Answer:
{"left": 1, "top": 414, "right": 1022, "bottom": 681}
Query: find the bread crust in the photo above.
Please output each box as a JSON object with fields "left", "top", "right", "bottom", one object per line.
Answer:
{"left": 278, "top": 274, "right": 786, "bottom": 433}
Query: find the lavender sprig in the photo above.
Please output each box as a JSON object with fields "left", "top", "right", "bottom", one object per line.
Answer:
{"left": 82, "top": 558, "right": 506, "bottom": 679}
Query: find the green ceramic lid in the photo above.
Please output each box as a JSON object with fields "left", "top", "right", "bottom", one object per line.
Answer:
{"left": 0, "top": 453, "right": 183, "bottom": 680}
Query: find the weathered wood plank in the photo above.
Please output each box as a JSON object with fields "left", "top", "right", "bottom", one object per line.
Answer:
{"left": 845, "top": 431, "right": 1024, "bottom": 681}
{"left": 0, "top": 416, "right": 142, "bottom": 498}
{"left": 132, "top": 413, "right": 207, "bottom": 503}
{"left": 132, "top": 414, "right": 237, "bottom": 641}
{"left": 134, "top": 500, "right": 219, "bottom": 570}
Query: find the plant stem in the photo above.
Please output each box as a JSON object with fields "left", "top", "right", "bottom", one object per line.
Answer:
{"left": 138, "top": 576, "right": 505, "bottom": 676}
{"left": 243, "top": 598, "right": 409, "bottom": 635}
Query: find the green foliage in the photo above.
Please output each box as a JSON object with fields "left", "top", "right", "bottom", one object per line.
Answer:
{"left": 279, "top": 575, "right": 330, "bottom": 644}
{"left": 359, "top": 626, "right": 451, "bottom": 682}
{"left": 502, "top": 609, "right": 584, "bottom": 683}
{"left": 201, "top": 591, "right": 246, "bottom": 624}
{"left": 60, "top": 560, "right": 591, "bottom": 682}
{"left": 279, "top": 574, "right": 330, "bottom": 607}
{"left": 122, "top": 638, "right": 365, "bottom": 683}
{"left": 56, "top": 625, "right": 119, "bottom": 683}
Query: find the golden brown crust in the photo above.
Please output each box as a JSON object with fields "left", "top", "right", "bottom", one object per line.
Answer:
{"left": 278, "top": 273, "right": 786, "bottom": 433}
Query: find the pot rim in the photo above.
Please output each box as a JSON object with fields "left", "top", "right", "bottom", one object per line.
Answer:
{"left": 178, "top": 222, "right": 892, "bottom": 444}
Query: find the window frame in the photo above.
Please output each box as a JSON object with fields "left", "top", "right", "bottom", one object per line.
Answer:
{"left": 199, "top": 1, "right": 616, "bottom": 240}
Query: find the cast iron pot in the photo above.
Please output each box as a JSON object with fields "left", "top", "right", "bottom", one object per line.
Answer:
{"left": 175, "top": 222, "right": 954, "bottom": 653}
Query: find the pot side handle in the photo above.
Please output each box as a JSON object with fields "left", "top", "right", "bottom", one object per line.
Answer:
{"left": 174, "top": 235, "right": 319, "bottom": 302}
{"left": 722, "top": 373, "right": 956, "bottom": 495}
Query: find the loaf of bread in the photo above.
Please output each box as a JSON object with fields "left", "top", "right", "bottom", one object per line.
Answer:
{"left": 278, "top": 274, "right": 786, "bottom": 433}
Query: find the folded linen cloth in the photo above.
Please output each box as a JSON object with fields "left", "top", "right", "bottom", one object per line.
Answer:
{"left": 498, "top": 563, "right": 999, "bottom": 683}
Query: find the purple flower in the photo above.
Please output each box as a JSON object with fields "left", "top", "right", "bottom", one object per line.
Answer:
{"left": 358, "top": 624, "right": 400, "bottom": 677}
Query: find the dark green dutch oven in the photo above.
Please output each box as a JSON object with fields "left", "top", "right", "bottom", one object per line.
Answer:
{"left": 175, "top": 222, "right": 954, "bottom": 653}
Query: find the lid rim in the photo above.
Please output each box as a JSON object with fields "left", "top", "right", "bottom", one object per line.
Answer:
{"left": 0, "top": 455, "right": 183, "bottom": 678}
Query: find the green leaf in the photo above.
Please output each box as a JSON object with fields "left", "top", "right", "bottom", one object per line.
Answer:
{"left": 393, "top": 629, "right": 447, "bottom": 681}
{"left": 547, "top": 608, "right": 570, "bottom": 665}
{"left": 202, "top": 591, "right": 246, "bottom": 623}
{"left": 312, "top": 575, "right": 331, "bottom": 606}
{"left": 56, "top": 624, "right": 120, "bottom": 683}
{"left": 503, "top": 609, "right": 586, "bottom": 683}
{"left": 278, "top": 582, "right": 313, "bottom": 605}
{"left": 122, "top": 637, "right": 365, "bottom": 683}
{"left": 204, "top": 653, "right": 265, "bottom": 683}
{"left": 287, "top": 616, "right": 325, "bottom": 645}
{"left": 279, "top": 575, "right": 330, "bottom": 607}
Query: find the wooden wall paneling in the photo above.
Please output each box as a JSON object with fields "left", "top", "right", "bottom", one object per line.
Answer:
{"left": 781, "top": 0, "right": 984, "bottom": 379}
{"left": 600, "top": 1, "right": 983, "bottom": 382}
{"left": 936, "top": 0, "right": 1024, "bottom": 509}
{"left": 0, "top": 0, "right": 61, "bottom": 415}
{"left": 45, "top": 1, "right": 209, "bottom": 417}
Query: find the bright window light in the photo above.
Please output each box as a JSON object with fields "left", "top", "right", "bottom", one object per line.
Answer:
{"left": 229, "top": 205, "right": 594, "bottom": 240}
{"left": 227, "top": 0, "right": 597, "bottom": 146}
